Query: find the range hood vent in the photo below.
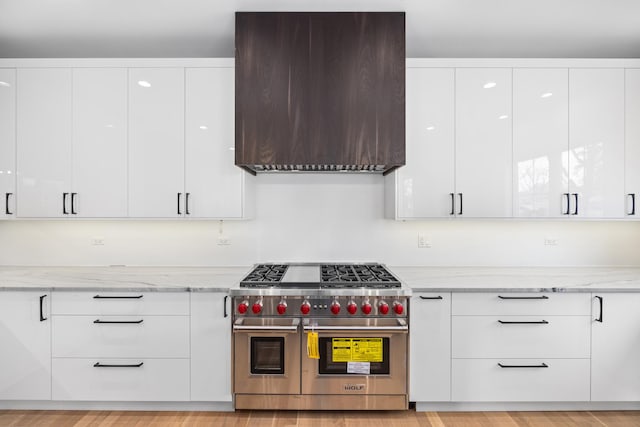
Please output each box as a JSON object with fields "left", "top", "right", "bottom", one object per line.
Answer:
{"left": 235, "top": 12, "right": 405, "bottom": 175}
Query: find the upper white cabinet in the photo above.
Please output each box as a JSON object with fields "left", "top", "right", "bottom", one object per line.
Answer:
{"left": 128, "top": 68, "right": 185, "bottom": 218}
{"left": 568, "top": 69, "right": 624, "bottom": 218}
{"left": 72, "top": 68, "right": 128, "bottom": 218}
{"left": 625, "top": 69, "right": 640, "bottom": 217}
{"left": 387, "top": 68, "right": 455, "bottom": 219}
{"left": 0, "top": 69, "right": 16, "bottom": 219}
{"left": 455, "top": 68, "right": 513, "bottom": 218}
{"left": 513, "top": 68, "right": 569, "bottom": 218}
{"left": 17, "top": 68, "right": 73, "bottom": 217}
{"left": 185, "top": 68, "right": 253, "bottom": 219}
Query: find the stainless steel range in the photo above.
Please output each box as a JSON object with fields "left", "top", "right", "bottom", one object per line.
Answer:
{"left": 230, "top": 263, "right": 411, "bottom": 410}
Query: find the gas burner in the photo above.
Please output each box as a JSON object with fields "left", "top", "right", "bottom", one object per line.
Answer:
{"left": 321, "top": 264, "right": 400, "bottom": 286}
{"left": 241, "top": 264, "right": 288, "bottom": 284}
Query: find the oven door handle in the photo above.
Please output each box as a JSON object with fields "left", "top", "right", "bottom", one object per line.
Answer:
{"left": 303, "top": 325, "right": 408, "bottom": 333}
{"left": 233, "top": 325, "right": 300, "bottom": 333}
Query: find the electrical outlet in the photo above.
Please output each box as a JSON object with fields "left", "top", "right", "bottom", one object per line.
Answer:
{"left": 217, "top": 236, "right": 231, "bottom": 246}
{"left": 418, "top": 233, "right": 431, "bottom": 248}
{"left": 544, "top": 238, "right": 558, "bottom": 246}
{"left": 92, "top": 237, "right": 105, "bottom": 246}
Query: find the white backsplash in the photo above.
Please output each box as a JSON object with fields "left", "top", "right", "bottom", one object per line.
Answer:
{"left": 1, "top": 174, "right": 639, "bottom": 267}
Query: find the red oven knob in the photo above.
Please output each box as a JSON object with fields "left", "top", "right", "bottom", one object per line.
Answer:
{"left": 330, "top": 301, "right": 341, "bottom": 315}
{"left": 393, "top": 301, "right": 404, "bottom": 315}
{"left": 252, "top": 301, "right": 263, "bottom": 314}
{"left": 237, "top": 301, "right": 249, "bottom": 314}
{"left": 362, "top": 302, "right": 372, "bottom": 315}
{"left": 347, "top": 302, "right": 358, "bottom": 315}
{"left": 300, "top": 301, "right": 311, "bottom": 315}
{"left": 277, "top": 301, "right": 287, "bottom": 315}
{"left": 379, "top": 301, "right": 389, "bottom": 315}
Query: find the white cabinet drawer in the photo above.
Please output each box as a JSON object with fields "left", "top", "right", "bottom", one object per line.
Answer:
{"left": 452, "top": 359, "right": 590, "bottom": 402}
{"left": 452, "top": 293, "right": 590, "bottom": 315}
{"left": 52, "top": 315, "right": 189, "bottom": 358}
{"left": 52, "top": 292, "right": 189, "bottom": 315}
{"left": 452, "top": 315, "right": 590, "bottom": 358}
{"left": 52, "top": 358, "right": 189, "bottom": 401}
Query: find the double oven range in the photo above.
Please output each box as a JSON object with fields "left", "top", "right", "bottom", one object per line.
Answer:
{"left": 230, "top": 263, "right": 411, "bottom": 410}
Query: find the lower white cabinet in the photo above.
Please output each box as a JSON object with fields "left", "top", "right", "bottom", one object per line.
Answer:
{"left": 52, "top": 358, "right": 190, "bottom": 401}
{"left": 190, "top": 292, "right": 232, "bottom": 402}
{"left": 410, "top": 293, "right": 451, "bottom": 402}
{"left": 591, "top": 293, "right": 640, "bottom": 401}
{"left": 0, "top": 291, "right": 51, "bottom": 400}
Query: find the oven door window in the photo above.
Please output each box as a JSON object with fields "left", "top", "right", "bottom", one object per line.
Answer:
{"left": 318, "top": 337, "right": 390, "bottom": 375}
{"left": 250, "top": 337, "right": 285, "bottom": 375}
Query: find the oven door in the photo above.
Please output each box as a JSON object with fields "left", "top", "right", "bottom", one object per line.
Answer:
{"left": 301, "top": 318, "right": 408, "bottom": 395}
{"left": 233, "top": 317, "right": 301, "bottom": 394}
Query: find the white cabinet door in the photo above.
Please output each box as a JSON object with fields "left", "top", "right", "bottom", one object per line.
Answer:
{"left": 569, "top": 69, "right": 625, "bottom": 218}
{"left": 128, "top": 68, "right": 185, "bottom": 217}
{"left": 72, "top": 68, "right": 128, "bottom": 217}
{"left": 190, "top": 292, "right": 232, "bottom": 402}
{"left": 513, "top": 68, "right": 569, "bottom": 218}
{"left": 591, "top": 293, "right": 640, "bottom": 401}
{"left": 455, "top": 68, "right": 513, "bottom": 218}
{"left": 0, "top": 69, "right": 16, "bottom": 219}
{"left": 625, "top": 69, "right": 640, "bottom": 218}
{"left": 186, "top": 68, "right": 246, "bottom": 218}
{"left": 17, "top": 68, "right": 72, "bottom": 217}
{"left": 0, "top": 292, "right": 51, "bottom": 400}
{"left": 393, "top": 68, "right": 455, "bottom": 218}
{"left": 410, "top": 293, "right": 451, "bottom": 402}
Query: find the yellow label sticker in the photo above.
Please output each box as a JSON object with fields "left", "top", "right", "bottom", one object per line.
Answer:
{"left": 307, "top": 331, "right": 320, "bottom": 359}
{"left": 332, "top": 338, "right": 383, "bottom": 363}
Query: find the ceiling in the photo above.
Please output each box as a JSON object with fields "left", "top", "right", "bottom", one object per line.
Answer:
{"left": 1, "top": 0, "right": 640, "bottom": 58}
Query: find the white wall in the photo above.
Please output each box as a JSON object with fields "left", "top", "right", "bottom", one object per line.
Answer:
{"left": 1, "top": 174, "right": 639, "bottom": 267}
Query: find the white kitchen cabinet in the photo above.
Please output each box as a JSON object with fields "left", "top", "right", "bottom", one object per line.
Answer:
{"left": 16, "top": 68, "right": 72, "bottom": 217}
{"left": 455, "top": 68, "right": 512, "bottom": 217}
{"left": 625, "top": 69, "right": 640, "bottom": 218}
{"left": 568, "top": 69, "right": 625, "bottom": 218}
{"left": 0, "top": 291, "right": 51, "bottom": 400}
{"left": 388, "top": 68, "right": 455, "bottom": 219}
{"left": 190, "top": 292, "right": 232, "bottom": 402}
{"left": 410, "top": 293, "right": 451, "bottom": 402}
{"left": 185, "top": 68, "right": 253, "bottom": 219}
{"left": 128, "top": 68, "right": 185, "bottom": 218}
{"left": 72, "top": 68, "right": 128, "bottom": 217}
{"left": 591, "top": 293, "right": 640, "bottom": 401}
{"left": 0, "top": 69, "right": 16, "bottom": 219}
{"left": 513, "top": 68, "right": 569, "bottom": 218}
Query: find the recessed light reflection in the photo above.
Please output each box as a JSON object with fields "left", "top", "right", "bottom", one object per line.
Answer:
{"left": 483, "top": 82, "right": 497, "bottom": 89}
{"left": 0, "top": 81, "right": 10, "bottom": 87}
{"left": 6, "top": 170, "right": 11, "bottom": 174}
{"left": 228, "top": 147, "right": 235, "bottom": 151}
{"left": 426, "top": 126, "right": 435, "bottom": 131}
{"left": 199, "top": 126, "right": 208, "bottom": 130}
{"left": 541, "top": 92, "right": 553, "bottom": 98}
{"left": 105, "top": 124, "right": 114, "bottom": 128}
{"left": 137, "top": 80, "right": 151, "bottom": 88}
{"left": 498, "top": 115, "right": 509, "bottom": 120}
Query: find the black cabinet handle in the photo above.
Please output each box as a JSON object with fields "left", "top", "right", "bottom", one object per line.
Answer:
{"left": 572, "top": 193, "right": 579, "bottom": 215}
{"left": 419, "top": 296, "right": 443, "bottom": 300}
{"left": 563, "top": 193, "right": 570, "bottom": 215}
{"left": 93, "top": 319, "right": 144, "bottom": 324}
{"left": 177, "top": 192, "right": 182, "bottom": 215}
{"left": 498, "top": 295, "right": 548, "bottom": 300}
{"left": 458, "top": 193, "right": 463, "bottom": 215}
{"left": 71, "top": 193, "right": 77, "bottom": 215}
{"left": 93, "top": 294, "right": 143, "bottom": 299}
{"left": 185, "top": 193, "right": 190, "bottom": 215}
{"left": 449, "top": 193, "right": 455, "bottom": 215}
{"left": 63, "top": 193, "right": 69, "bottom": 214}
{"left": 39, "top": 294, "right": 47, "bottom": 322}
{"left": 5, "top": 193, "right": 12, "bottom": 215}
{"left": 498, "top": 363, "right": 548, "bottom": 369}
{"left": 595, "top": 296, "right": 603, "bottom": 323}
{"left": 498, "top": 320, "right": 549, "bottom": 324}
{"left": 93, "top": 362, "right": 144, "bottom": 368}
{"left": 224, "top": 295, "right": 229, "bottom": 318}
{"left": 628, "top": 193, "right": 636, "bottom": 216}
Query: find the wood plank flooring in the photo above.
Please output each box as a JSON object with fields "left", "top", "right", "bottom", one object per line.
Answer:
{"left": 1, "top": 410, "right": 640, "bottom": 427}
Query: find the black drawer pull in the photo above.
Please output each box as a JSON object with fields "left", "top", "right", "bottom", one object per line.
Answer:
{"left": 93, "top": 362, "right": 144, "bottom": 368}
{"left": 419, "top": 296, "right": 443, "bottom": 300}
{"left": 498, "top": 363, "right": 548, "bottom": 369}
{"left": 93, "top": 319, "right": 144, "bottom": 324}
{"left": 498, "top": 320, "right": 548, "bottom": 324}
{"left": 450, "top": 193, "right": 455, "bottom": 215}
{"left": 5, "top": 193, "right": 13, "bottom": 215}
{"left": 595, "top": 296, "right": 603, "bottom": 323}
{"left": 498, "top": 295, "right": 549, "bottom": 300}
{"left": 93, "top": 295, "right": 143, "bottom": 299}
{"left": 39, "top": 295, "right": 47, "bottom": 322}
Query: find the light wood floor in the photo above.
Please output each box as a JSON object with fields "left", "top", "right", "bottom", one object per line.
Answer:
{"left": 1, "top": 410, "right": 640, "bottom": 427}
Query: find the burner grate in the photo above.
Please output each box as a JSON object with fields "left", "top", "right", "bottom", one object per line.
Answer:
{"left": 241, "top": 264, "right": 288, "bottom": 284}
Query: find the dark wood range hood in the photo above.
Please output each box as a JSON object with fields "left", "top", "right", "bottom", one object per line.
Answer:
{"left": 235, "top": 12, "right": 405, "bottom": 175}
